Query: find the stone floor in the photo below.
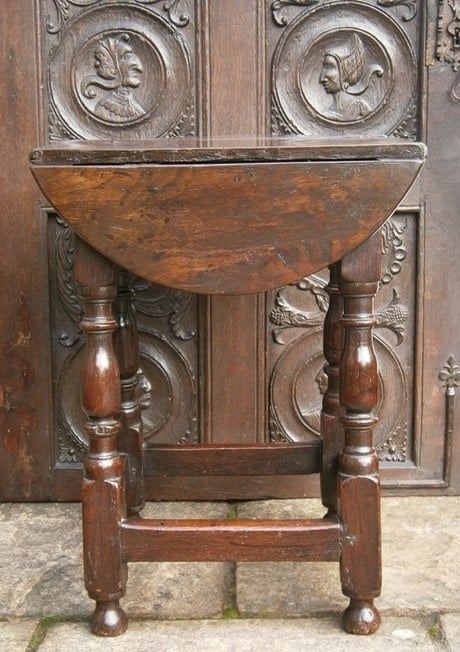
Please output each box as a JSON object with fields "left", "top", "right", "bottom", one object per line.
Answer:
{"left": 0, "top": 497, "right": 459, "bottom": 650}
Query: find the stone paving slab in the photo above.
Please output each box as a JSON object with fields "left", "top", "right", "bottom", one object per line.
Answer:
{"left": 440, "top": 613, "right": 460, "bottom": 648}
{"left": 36, "top": 617, "right": 440, "bottom": 652}
{"left": 1, "top": 496, "right": 459, "bottom": 629}
{"left": 0, "top": 619, "right": 38, "bottom": 652}
{"left": 0, "top": 502, "right": 232, "bottom": 620}
{"left": 236, "top": 497, "right": 460, "bottom": 618}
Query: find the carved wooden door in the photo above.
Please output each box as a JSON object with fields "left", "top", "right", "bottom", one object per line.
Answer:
{"left": 1, "top": 0, "right": 459, "bottom": 501}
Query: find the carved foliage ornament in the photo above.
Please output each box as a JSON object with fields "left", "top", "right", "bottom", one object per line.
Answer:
{"left": 437, "top": 0, "right": 460, "bottom": 70}
{"left": 439, "top": 355, "right": 460, "bottom": 393}
{"left": 436, "top": 0, "right": 460, "bottom": 100}
{"left": 46, "top": 0, "right": 190, "bottom": 33}
{"left": 271, "top": 0, "right": 319, "bottom": 27}
{"left": 136, "top": 0, "right": 190, "bottom": 27}
{"left": 271, "top": 0, "right": 417, "bottom": 26}
{"left": 376, "top": 0, "right": 417, "bottom": 21}
{"left": 439, "top": 355, "right": 459, "bottom": 481}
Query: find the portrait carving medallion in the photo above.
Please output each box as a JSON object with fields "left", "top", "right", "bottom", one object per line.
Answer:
{"left": 269, "top": 329, "right": 406, "bottom": 446}
{"left": 77, "top": 31, "right": 163, "bottom": 126}
{"left": 49, "top": 4, "right": 192, "bottom": 139}
{"left": 272, "top": 1, "right": 416, "bottom": 135}
{"left": 313, "top": 32, "right": 386, "bottom": 124}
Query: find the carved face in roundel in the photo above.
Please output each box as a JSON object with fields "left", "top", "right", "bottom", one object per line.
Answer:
{"left": 319, "top": 55, "right": 341, "bottom": 94}
{"left": 119, "top": 51, "right": 143, "bottom": 88}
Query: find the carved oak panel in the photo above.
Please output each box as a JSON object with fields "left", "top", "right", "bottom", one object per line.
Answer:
{"left": 48, "top": 214, "right": 198, "bottom": 465}
{"left": 266, "top": 1, "right": 424, "bottom": 474}
{"left": 5, "top": 0, "right": 450, "bottom": 497}
{"left": 267, "top": 211, "right": 420, "bottom": 468}
{"left": 43, "top": 0, "right": 196, "bottom": 140}
{"left": 40, "top": 1, "right": 199, "bottom": 465}
{"left": 269, "top": 0, "right": 420, "bottom": 137}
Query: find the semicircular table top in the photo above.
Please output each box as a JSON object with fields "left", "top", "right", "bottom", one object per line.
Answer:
{"left": 30, "top": 137, "right": 426, "bottom": 295}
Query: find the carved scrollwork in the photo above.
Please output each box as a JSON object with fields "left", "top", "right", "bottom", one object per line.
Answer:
{"left": 271, "top": 0, "right": 319, "bottom": 27}
{"left": 133, "top": 280, "right": 196, "bottom": 341}
{"left": 135, "top": 0, "right": 190, "bottom": 27}
{"left": 381, "top": 215, "right": 408, "bottom": 284}
{"left": 377, "top": 0, "right": 417, "bottom": 21}
{"left": 45, "top": 0, "right": 102, "bottom": 34}
{"left": 436, "top": 0, "right": 460, "bottom": 100}
{"left": 46, "top": 0, "right": 191, "bottom": 34}
{"left": 54, "top": 216, "right": 83, "bottom": 346}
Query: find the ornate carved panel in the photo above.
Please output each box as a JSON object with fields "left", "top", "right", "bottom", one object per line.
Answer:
{"left": 269, "top": 0, "right": 420, "bottom": 137}
{"left": 40, "top": 1, "right": 199, "bottom": 467}
{"left": 267, "top": 212, "right": 420, "bottom": 468}
{"left": 48, "top": 214, "right": 198, "bottom": 467}
{"left": 435, "top": 0, "right": 460, "bottom": 99}
{"left": 266, "top": 1, "right": 426, "bottom": 482}
{"left": 2, "top": 0, "right": 460, "bottom": 500}
{"left": 42, "top": 0, "right": 196, "bottom": 140}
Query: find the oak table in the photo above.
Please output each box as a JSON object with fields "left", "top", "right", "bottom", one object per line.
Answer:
{"left": 30, "top": 137, "right": 426, "bottom": 637}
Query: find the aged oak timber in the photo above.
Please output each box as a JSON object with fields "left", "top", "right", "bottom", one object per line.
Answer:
{"left": 31, "top": 137, "right": 425, "bottom": 636}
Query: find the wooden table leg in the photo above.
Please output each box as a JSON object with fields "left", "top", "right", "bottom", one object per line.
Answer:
{"left": 321, "top": 262, "right": 345, "bottom": 518}
{"left": 114, "top": 271, "right": 145, "bottom": 516}
{"left": 338, "top": 231, "right": 382, "bottom": 635}
{"left": 75, "top": 238, "right": 128, "bottom": 636}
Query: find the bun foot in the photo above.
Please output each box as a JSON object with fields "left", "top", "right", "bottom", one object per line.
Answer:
{"left": 90, "top": 600, "right": 128, "bottom": 637}
{"left": 342, "top": 599, "right": 381, "bottom": 635}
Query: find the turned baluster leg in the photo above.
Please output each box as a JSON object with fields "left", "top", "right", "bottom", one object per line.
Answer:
{"left": 75, "top": 239, "right": 128, "bottom": 636}
{"left": 320, "top": 262, "right": 344, "bottom": 518}
{"left": 338, "top": 232, "right": 382, "bottom": 635}
{"left": 114, "top": 271, "right": 145, "bottom": 516}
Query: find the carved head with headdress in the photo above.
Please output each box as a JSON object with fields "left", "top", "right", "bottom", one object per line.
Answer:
{"left": 82, "top": 33, "right": 143, "bottom": 98}
{"left": 80, "top": 33, "right": 145, "bottom": 121}
{"left": 320, "top": 33, "right": 383, "bottom": 96}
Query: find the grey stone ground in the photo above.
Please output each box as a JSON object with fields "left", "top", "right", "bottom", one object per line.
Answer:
{"left": 0, "top": 497, "right": 459, "bottom": 650}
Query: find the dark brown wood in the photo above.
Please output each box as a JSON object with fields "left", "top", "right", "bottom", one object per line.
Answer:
{"left": 338, "top": 232, "right": 383, "bottom": 635}
{"left": 320, "top": 262, "right": 344, "bottom": 517}
{"left": 1, "top": 0, "right": 459, "bottom": 508}
{"left": 30, "top": 140, "right": 425, "bottom": 294}
{"left": 30, "top": 139, "right": 425, "bottom": 637}
{"left": 31, "top": 137, "right": 426, "bottom": 164}
{"left": 203, "top": 293, "right": 266, "bottom": 442}
{"left": 12, "top": 0, "right": 460, "bottom": 641}
{"left": 114, "top": 270, "right": 145, "bottom": 516}
{"left": 121, "top": 517, "right": 341, "bottom": 562}
{"left": 199, "top": 0, "right": 266, "bottom": 450}
{"left": 75, "top": 239, "right": 128, "bottom": 636}
{"left": 0, "top": 2, "right": 53, "bottom": 501}
{"left": 142, "top": 442, "right": 321, "bottom": 477}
